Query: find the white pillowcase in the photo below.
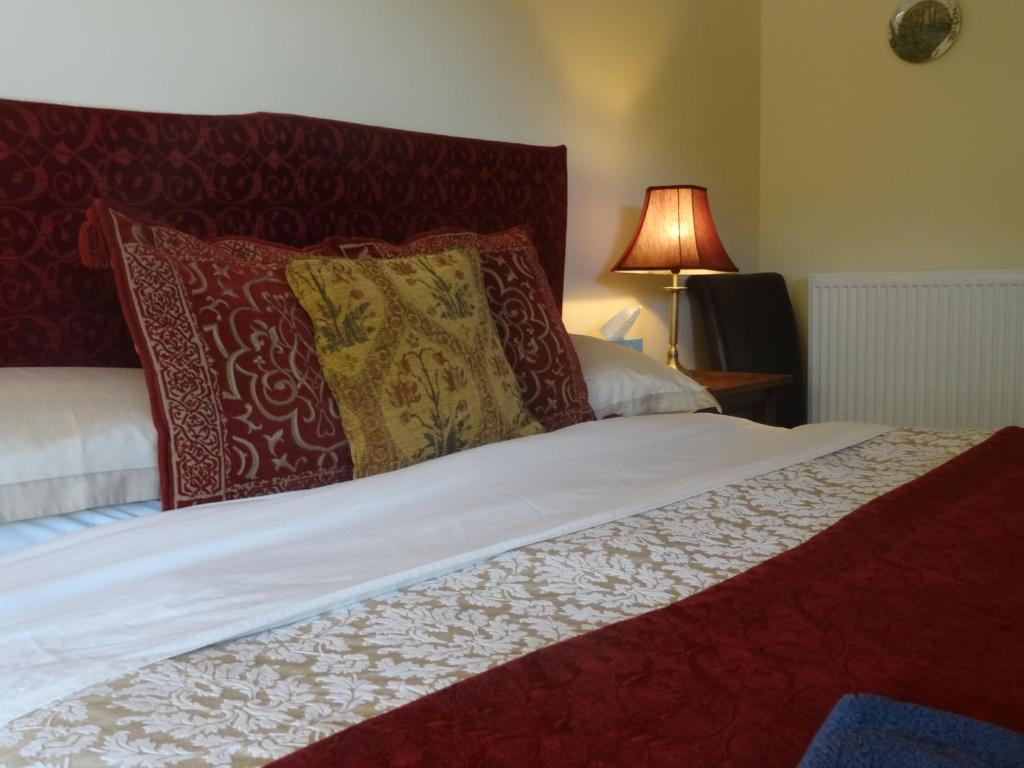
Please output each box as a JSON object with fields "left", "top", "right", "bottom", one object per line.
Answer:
{"left": 0, "top": 368, "right": 158, "bottom": 523}
{"left": 570, "top": 334, "right": 720, "bottom": 419}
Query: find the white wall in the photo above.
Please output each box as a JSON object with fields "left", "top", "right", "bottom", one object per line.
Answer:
{"left": 0, "top": 0, "right": 761, "bottom": 367}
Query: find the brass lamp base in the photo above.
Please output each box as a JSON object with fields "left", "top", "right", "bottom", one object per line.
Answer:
{"left": 664, "top": 271, "right": 689, "bottom": 374}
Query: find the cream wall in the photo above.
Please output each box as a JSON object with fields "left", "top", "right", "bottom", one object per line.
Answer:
{"left": 0, "top": 0, "right": 761, "bottom": 367}
{"left": 760, "top": 0, "right": 1024, "bottom": 340}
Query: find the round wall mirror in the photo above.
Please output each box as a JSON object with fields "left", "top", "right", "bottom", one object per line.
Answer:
{"left": 889, "top": 0, "right": 961, "bottom": 63}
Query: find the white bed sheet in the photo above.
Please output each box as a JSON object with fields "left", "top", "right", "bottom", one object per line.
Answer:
{"left": 0, "top": 413, "right": 888, "bottom": 726}
{"left": 0, "top": 500, "right": 160, "bottom": 557}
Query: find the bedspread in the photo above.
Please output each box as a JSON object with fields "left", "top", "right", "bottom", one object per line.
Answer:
{"left": 0, "top": 428, "right": 984, "bottom": 767}
{"left": 270, "top": 427, "right": 1024, "bottom": 766}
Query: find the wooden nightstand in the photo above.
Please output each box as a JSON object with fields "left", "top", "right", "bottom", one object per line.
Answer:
{"left": 690, "top": 371, "right": 793, "bottom": 427}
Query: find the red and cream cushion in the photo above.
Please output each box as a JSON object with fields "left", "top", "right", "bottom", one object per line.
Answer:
{"left": 92, "top": 202, "right": 351, "bottom": 509}
{"left": 331, "top": 230, "right": 593, "bottom": 432}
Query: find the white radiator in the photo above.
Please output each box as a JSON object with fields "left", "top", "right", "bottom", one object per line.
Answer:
{"left": 808, "top": 270, "right": 1024, "bottom": 428}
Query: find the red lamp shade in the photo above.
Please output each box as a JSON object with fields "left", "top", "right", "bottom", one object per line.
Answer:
{"left": 613, "top": 185, "right": 737, "bottom": 274}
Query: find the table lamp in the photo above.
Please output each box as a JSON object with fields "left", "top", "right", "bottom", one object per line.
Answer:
{"left": 612, "top": 185, "right": 737, "bottom": 372}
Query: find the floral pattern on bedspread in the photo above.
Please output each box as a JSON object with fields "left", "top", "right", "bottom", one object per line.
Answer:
{"left": 0, "top": 428, "right": 985, "bottom": 767}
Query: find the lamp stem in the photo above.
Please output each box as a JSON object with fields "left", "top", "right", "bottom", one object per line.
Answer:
{"left": 664, "top": 271, "right": 688, "bottom": 373}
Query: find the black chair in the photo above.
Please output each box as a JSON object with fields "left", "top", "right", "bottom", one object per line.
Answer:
{"left": 686, "top": 272, "right": 805, "bottom": 427}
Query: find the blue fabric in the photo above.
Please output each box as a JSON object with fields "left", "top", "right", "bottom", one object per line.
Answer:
{"left": 0, "top": 500, "right": 160, "bottom": 556}
{"left": 798, "top": 694, "right": 1024, "bottom": 768}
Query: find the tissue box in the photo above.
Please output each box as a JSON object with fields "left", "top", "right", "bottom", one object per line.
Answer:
{"left": 609, "top": 338, "right": 643, "bottom": 353}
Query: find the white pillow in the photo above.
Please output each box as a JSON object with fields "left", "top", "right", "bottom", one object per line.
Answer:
{"left": 0, "top": 368, "right": 158, "bottom": 523}
{"left": 570, "top": 335, "right": 720, "bottom": 419}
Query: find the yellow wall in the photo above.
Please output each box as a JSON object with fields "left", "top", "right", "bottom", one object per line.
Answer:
{"left": 0, "top": 0, "right": 762, "bottom": 368}
{"left": 760, "top": 0, "right": 1024, "bottom": 339}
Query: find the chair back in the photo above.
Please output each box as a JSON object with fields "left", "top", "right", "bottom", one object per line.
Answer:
{"left": 687, "top": 272, "right": 805, "bottom": 427}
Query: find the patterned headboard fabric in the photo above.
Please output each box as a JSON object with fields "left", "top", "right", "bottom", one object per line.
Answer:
{"left": 0, "top": 98, "right": 567, "bottom": 366}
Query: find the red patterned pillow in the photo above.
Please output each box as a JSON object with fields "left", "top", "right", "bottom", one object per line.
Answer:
{"left": 330, "top": 230, "right": 594, "bottom": 431}
{"left": 92, "top": 202, "right": 352, "bottom": 509}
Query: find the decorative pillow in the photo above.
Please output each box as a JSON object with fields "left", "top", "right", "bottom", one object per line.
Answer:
{"left": 287, "top": 250, "right": 544, "bottom": 477}
{"left": 330, "top": 230, "right": 593, "bottom": 431}
{"left": 570, "top": 334, "right": 720, "bottom": 418}
{"left": 0, "top": 367, "right": 158, "bottom": 523}
{"left": 92, "top": 202, "right": 351, "bottom": 509}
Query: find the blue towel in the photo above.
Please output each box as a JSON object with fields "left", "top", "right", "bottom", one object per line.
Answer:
{"left": 798, "top": 694, "right": 1024, "bottom": 768}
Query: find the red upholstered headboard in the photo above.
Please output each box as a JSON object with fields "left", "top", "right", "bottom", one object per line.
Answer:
{"left": 0, "top": 98, "right": 567, "bottom": 367}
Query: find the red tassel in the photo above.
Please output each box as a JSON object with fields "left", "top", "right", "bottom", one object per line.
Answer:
{"left": 78, "top": 202, "right": 111, "bottom": 269}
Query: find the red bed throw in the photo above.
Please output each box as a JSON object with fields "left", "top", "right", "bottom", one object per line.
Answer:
{"left": 271, "top": 429, "right": 1024, "bottom": 767}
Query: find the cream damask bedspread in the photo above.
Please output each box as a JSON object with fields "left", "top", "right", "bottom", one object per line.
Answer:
{"left": 0, "top": 428, "right": 984, "bottom": 767}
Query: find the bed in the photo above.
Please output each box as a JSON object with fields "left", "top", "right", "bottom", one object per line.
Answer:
{"left": 0, "top": 97, "right": 1020, "bottom": 768}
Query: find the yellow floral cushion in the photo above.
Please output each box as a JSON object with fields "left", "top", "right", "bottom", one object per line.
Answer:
{"left": 287, "top": 248, "right": 544, "bottom": 477}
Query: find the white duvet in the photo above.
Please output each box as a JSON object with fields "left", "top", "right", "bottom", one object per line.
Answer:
{"left": 0, "top": 414, "right": 887, "bottom": 726}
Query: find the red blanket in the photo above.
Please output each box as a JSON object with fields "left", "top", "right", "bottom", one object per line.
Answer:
{"left": 271, "top": 429, "right": 1024, "bottom": 767}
